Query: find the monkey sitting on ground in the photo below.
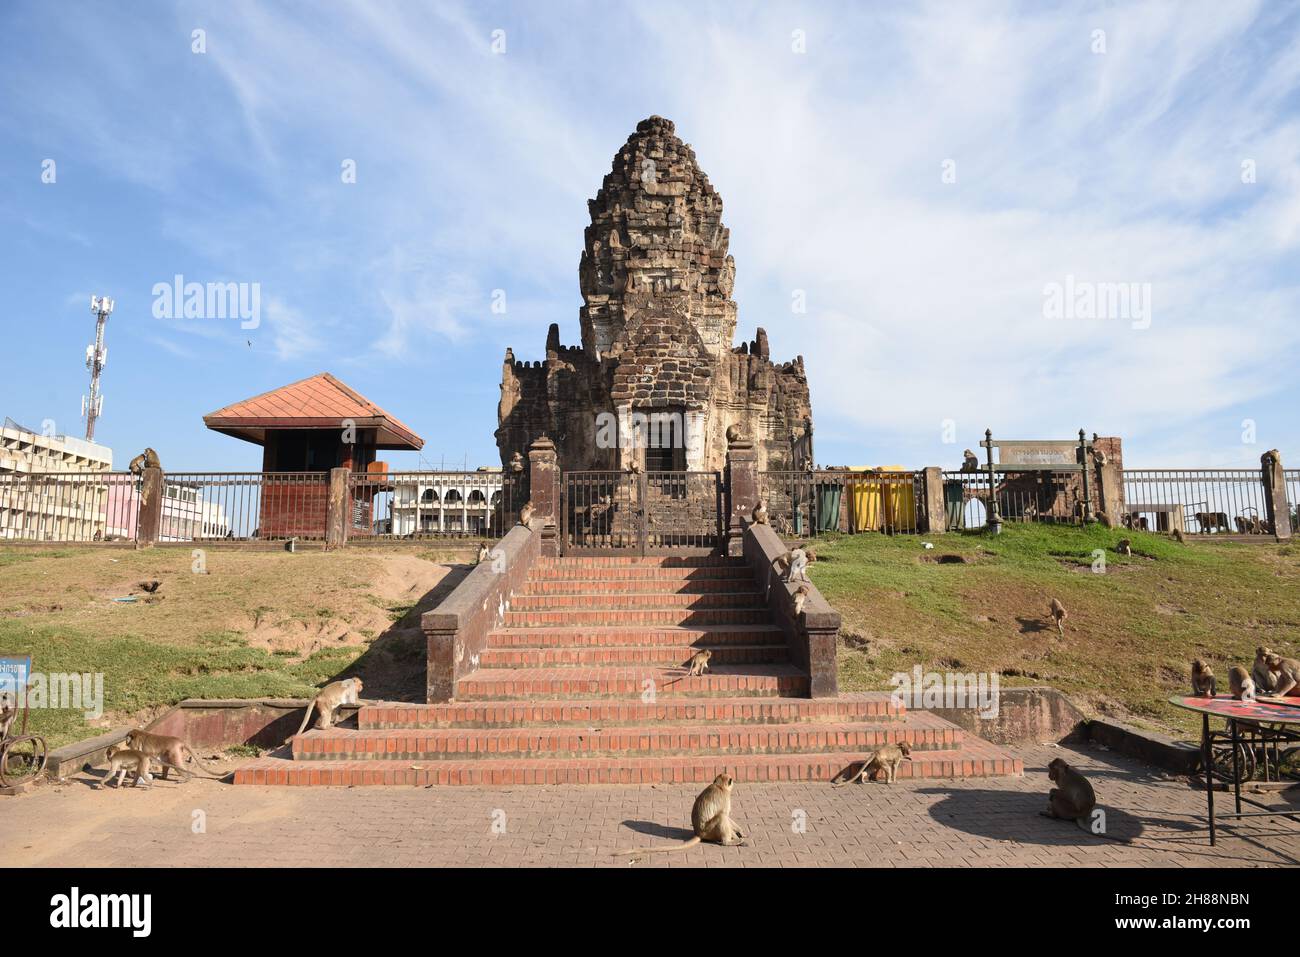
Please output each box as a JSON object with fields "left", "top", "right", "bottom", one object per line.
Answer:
{"left": 751, "top": 501, "right": 768, "bottom": 525}
{"left": 665, "top": 650, "right": 712, "bottom": 687}
{"left": 290, "top": 677, "right": 364, "bottom": 739}
{"left": 1047, "top": 598, "right": 1067, "bottom": 637}
{"left": 1266, "top": 654, "right": 1300, "bottom": 697}
{"left": 122, "top": 730, "right": 227, "bottom": 780}
{"left": 1115, "top": 538, "right": 1132, "bottom": 557}
{"left": 518, "top": 501, "right": 535, "bottom": 529}
{"left": 613, "top": 773, "right": 746, "bottom": 855}
{"left": 791, "top": 584, "right": 810, "bottom": 619}
{"left": 1172, "top": 528, "right": 1185, "bottom": 544}
{"left": 1190, "top": 659, "right": 1216, "bottom": 698}
{"left": 1039, "top": 757, "right": 1133, "bottom": 842}
{"left": 1041, "top": 757, "right": 1095, "bottom": 830}
{"left": 1228, "top": 665, "right": 1256, "bottom": 702}
{"left": 831, "top": 743, "right": 912, "bottom": 786}
{"left": 1253, "top": 646, "right": 1278, "bottom": 695}
{"left": 127, "top": 448, "right": 161, "bottom": 475}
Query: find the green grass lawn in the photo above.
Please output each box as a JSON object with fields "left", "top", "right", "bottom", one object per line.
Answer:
{"left": 0, "top": 546, "right": 451, "bottom": 749}
{"left": 809, "top": 523, "right": 1300, "bottom": 740}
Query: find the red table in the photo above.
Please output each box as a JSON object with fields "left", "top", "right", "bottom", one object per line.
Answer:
{"left": 1169, "top": 694, "right": 1300, "bottom": 845}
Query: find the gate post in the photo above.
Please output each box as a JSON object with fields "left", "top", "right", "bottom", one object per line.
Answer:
{"left": 528, "top": 436, "right": 560, "bottom": 557}
{"left": 135, "top": 466, "right": 163, "bottom": 549}
{"left": 725, "top": 436, "right": 759, "bottom": 556}
{"left": 325, "top": 467, "right": 350, "bottom": 550}
{"left": 921, "top": 467, "right": 946, "bottom": 534}
{"left": 1261, "top": 449, "right": 1292, "bottom": 541}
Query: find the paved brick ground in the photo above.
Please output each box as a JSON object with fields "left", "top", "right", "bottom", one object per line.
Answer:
{"left": 5, "top": 743, "right": 1299, "bottom": 867}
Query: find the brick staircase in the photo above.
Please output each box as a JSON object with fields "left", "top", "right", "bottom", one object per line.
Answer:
{"left": 234, "top": 555, "right": 1023, "bottom": 786}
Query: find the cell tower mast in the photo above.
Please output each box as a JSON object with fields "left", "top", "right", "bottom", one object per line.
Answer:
{"left": 84, "top": 295, "right": 113, "bottom": 441}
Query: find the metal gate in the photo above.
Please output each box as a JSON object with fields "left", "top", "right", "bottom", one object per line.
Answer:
{"left": 561, "top": 470, "right": 724, "bottom": 555}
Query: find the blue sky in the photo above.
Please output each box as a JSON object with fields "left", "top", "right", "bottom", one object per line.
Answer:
{"left": 1, "top": 0, "right": 1298, "bottom": 472}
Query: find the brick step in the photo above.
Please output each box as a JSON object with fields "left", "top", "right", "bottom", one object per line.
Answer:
{"left": 505, "top": 607, "right": 771, "bottom": 628}
{"left": 479, "top": 643, "right": 790, "bottom": 669}
{"left": 358, "top": 694, "right": 904, "bottom": 730}
{"left": 454, "top": 665, "right": 809, "bottom": 699}
{"left": 510, "top": 591, "right": 764, "bottom": 611}
{"left": 536, "top": 556, "right": 742, "bottom": 568}
{"left": 233, "top": 741, "right": 1023, "bottom": 787}
{"left": 290, "top": 715, "right": 961, "bottom": 762}
{"left": 486, "top": 624, "right": 787, "bottom": 649}
{"left": 528, "top": 565, "right": 754, "bottom": 582}
{"left": 522, "top": 578, "right": 758, "bottom": 595}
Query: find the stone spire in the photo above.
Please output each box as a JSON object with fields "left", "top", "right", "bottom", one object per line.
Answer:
{"left": 578, "top": 116, "right": 737, "bottom": 361}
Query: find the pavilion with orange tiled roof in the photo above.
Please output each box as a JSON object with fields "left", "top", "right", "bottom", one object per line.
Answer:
{"left": 203, "top": 373, "right": 424, "bottom": 538}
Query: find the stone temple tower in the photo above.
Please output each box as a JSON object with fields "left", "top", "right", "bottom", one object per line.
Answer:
{"left": 496, "top": 116, "right": 813, "bottom": 473}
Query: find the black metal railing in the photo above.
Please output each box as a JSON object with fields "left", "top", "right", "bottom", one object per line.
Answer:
{"left": 160, "top": 472, "right": 329, "bottom": 541}
{"left": 761, "top": 470, "right": 923, "bottom": 537}
{"left": 347, "top": 471, "right": 520, "bottom": 541}
{"left": 562, "top": 470, "right": 723, "bottom": 553}
{"left": 940, "top": 468, "right": 1087, "bottom": 530}
{"left": 0, "top": 471, "right": 138, "bottom": 543}
{"left": 1121, "top": 469, "right": 1273, "bottom": 535}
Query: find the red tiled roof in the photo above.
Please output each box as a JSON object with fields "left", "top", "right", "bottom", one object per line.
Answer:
{"left": 203, "top": 373, "right": 424, "bottom": 450}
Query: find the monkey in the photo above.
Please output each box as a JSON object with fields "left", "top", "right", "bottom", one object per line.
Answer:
{"left": 0, "top": 691, "right": 16, "bottom": 741}
{"left": 137, "top": 580, "right": 162, "bottom": 594}
{"left": 791, "top": 584, "right": 810, "bottom": 619}
{"left": 1193, "top": 511, "right": 1230, "bottom": 534}
{"left": 1253, "top": 646, "right": 1278, "bottom": 695}
{"left": 751, "top": 501, "right": 768, "bottom": 525}
{"left": 518, "top": 501, "right": 535, "bottom": 529}
{"left": 1040, "top": 757, "right": 1095, "bottom": 830}
{"left": 290, "top": 677, "right": 364, "bottom": 739}
{"left": 1047, "top": 598, "right": 1067, "bottom": 637}
{"left": 1234, "top": 516, "right": 1250, "bottom": 534}
{"left": 127, "top": 448, "right": 161, "bottom": 475}
{"left": 803, "top": 545, "right": 817, "bottom": 563}
{"left": 831, "top": 743, "right": 912, "bottom": 786}
{"left": 725, "top": 424, "right": 742, "bottom": 444}
{"left": 960, "top": 449, "right": 979, "bottom": 472}
{"left": 1172, "top": 528, "right": 1185, "bottom": 544}
{"left": 625, "top": 460, "right": 642, "bottom": 475}
{"left": 123, "top": 730, "right": 228, "bottom": 780}
{"left": 775, "top": 548, "right": 810, "bottom": 583}
{"left": 1039, "top": 757, "right": 1133, "bottom": 842}
{"left": 613, "top": 773, "right": 746, "bottom": 855}
{"left": 1115, "top": 538, "right": 1132, "bottom": 557}
{"left": 509, "top": 451, "right": 524, "bottom": 473}
{"left": 477, "top": 542, "right": 490, "bottom": 564}
{"left": 99, "top": 746, "right": 156, "bottom": 789}
{"left": 665, "top": 650, "right": 712, "bottom": 687}
{"left": 1266, "top": 654, "right": 1300, "bottom": 697}
{"left": 1228, "top": 665, "right": 1256, "bottom": 702}
{"left": 1190, "top": 659, "right": 1216, "bottom": 698}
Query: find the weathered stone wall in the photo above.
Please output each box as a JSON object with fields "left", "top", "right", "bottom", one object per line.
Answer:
{"left": 496, "top": 116, "right": 813, "bottom": 474}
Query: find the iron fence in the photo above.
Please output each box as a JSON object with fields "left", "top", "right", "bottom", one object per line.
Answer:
{"left": 940, "top": 468, "right": 1087, "bottom": 530}
{"left": 760, "top": 470, "right": 923, "bottom": 538}
{"left": 1287, "top": 470, "right": 1300, "bottom": 530}
{"left": 0, "top": 471, "right": 139, "bottom": 543}
{"left": 561, "top": 470, "right": 723, "bottom": 553}
{"left": 1120, "top": 469, "right": 1273, "bottom": 535}
{"left": 161, "top": 471, "right": 329, "bottom": 541}
{"left": 348, "top": 471, "right": 520, "bottom": 541}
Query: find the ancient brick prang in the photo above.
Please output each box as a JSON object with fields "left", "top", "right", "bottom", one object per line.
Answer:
{"left": 497, "top": 116, "right": 814, "bottom": 473}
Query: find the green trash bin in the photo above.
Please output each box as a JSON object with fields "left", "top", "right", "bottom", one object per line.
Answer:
{"left": 814, "top": 482, "right": 843, "bottom": 533}
{"left": 943, "top": 480, "right": 965, "bottom": 529}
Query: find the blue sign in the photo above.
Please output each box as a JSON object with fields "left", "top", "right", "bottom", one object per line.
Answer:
{"left": 0, "top": 656, "right": 31, "bottom": 700}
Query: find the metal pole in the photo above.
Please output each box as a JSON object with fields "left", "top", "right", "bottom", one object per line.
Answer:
{"left": 1078, "top": 428, "right": 1094, "bottom": 524}
{"left": 1202, "top": 713, "right": 1216, "bottom": 846}
{"left": 984, "top": 429, "right": 997, "bottom": 529}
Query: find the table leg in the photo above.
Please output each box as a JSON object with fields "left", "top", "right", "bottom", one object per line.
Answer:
{"left": 1230, "top": 719, "right": 1242, "bottom": 816}
{"left": 1202, "top": 713, "right": 1215, "bottom": 846}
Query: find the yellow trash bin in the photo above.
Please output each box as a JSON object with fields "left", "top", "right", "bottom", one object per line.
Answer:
{"left": 847, "top": 467, "right": 884, "bottom": 533}
{"left": 879, "top": 466, "right": 916, "bottom": 533}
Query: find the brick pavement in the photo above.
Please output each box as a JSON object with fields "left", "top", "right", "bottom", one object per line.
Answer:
{"left": 4, "top": 743, "right": 1298, "bottom": 867}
